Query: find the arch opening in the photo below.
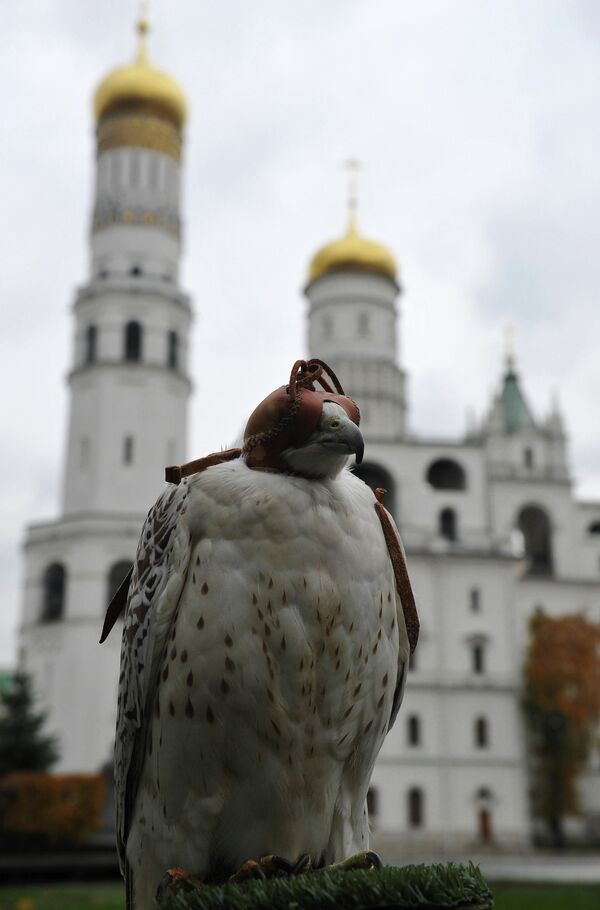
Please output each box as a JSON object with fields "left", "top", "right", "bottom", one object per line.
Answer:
{"left": 426, "top": 458, "right": 466, "bottom": 491}
{"left": 517, "top": 505, "right": 553, "bottom": 575}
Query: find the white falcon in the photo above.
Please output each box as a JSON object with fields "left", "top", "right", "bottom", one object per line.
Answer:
{"left": 101, "top": 359, "right": 419, "bottom": 910}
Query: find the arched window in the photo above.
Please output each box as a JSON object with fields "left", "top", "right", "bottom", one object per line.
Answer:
{"left": 588, "top": 521, "right": 600, "bottom": 535}
{"left": 107, "top": 561, "right": 132, "bottom": 608}
{"left": 123, "top": 436, "right": 134, "bottom": 465}
{"left": 41, "top": 563, "right": 66, "bottom": 622}
{"left": 439, "top": 507, "right": 458, "bottom": 541}
{"left": 471, "top": 641, "right": 486, "bottom": 675}
{"left": 407, "top": 714, "right": 421, "bottom": 747}
{"left": 469, "top": 588, "right": 481, "bottom": 612}
{"left": 524, "top": 447, "right": 534, "bottom": 469}
{"left": 85, "top": 325, "right": 97, "bottom": 364}
{"left": 367, "top": 786, "right": 378, "bottom": 818}
{"left": 130, "top": 265, "right": 142, "bottom": 277}
{"left": 407, "top": 787, "right": 424, "bottom": 829}
{"left": 517, "top": 505, "right": 553, "bottom": 575}
{"left": 475, "top": 716, "right": 489, "bottom": 748}
{"left": 352, "top": 462, "right": 397, "bottom": 519}
{"left": 124, "top": 321, "right": 142, "bottom": 361}
{"left": 426, "top": 458, "right": 466, "bottom": 490}
{"left": 167, "top": 330, "right": 179, "bottom": 370}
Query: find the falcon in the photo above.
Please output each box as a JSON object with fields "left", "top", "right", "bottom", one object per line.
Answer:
{"left": 101, "top": 358, "right": 418, "bottom": 910}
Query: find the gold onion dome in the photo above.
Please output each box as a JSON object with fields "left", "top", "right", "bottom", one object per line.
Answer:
{"left": 308, "top": 216, "right": 397, "bottom": 283}
{"left": 94, "top": 17, "right": 186, "bottom": 129}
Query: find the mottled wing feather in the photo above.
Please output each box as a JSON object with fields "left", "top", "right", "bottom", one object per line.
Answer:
{"left": 114, "top": 480, "right": 193, "bottom": 873}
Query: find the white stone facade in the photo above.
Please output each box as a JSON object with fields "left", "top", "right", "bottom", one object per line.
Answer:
{"left": 305, "top": 267, "right": 600, "bottom": 848}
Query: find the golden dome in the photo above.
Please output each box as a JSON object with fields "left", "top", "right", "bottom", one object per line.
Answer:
{"left": 308, "top": 216, "right": 397, "bottom": 283}
{"left": 94, "top": 18, "right": 186, "bottom": 129}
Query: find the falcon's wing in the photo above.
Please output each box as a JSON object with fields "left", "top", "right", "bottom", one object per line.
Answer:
{"left": 114, "top": 480, "right": 193, "bottom": 875}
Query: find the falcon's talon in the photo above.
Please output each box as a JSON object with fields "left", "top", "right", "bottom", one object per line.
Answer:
{"left": 292, "top": 853, "right": 311, "bottom": 875}
{"left": 270, "top": 854, "right": 294, "bottom": 873}
{"left": 229, "top": 859, "right": 267, "bottom": 883}
{"left": 365, "top": 850, "right": 383, "bottom": 870}
{"left": 156, "top": 867, "right": 204, "bottom": 901}
{"left": 321, "top": 849, "right": 384, "bottom": 874}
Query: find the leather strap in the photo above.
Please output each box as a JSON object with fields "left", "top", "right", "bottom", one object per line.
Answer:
{"left": 373, "top": 489, "right": 419, "bottom": 653}
{"left": 165, "top": 447, "right": 242, "bottom": 485}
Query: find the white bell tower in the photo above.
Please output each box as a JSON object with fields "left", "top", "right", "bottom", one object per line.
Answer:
{"left": 305, "top": 162, "right": 407, "bottom": 441}
{"left": 18, "top": 14, "right": 192, "bottom": 771}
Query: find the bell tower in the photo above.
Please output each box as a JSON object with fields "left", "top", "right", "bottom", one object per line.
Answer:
{"left": 18, "top": 14, "right": 192, "bottom": 771}
{"left": 304, "top": 162, "right": 407, "bottom": 440}
{"left": 63, "top": 13, "right": 191, "bottom": 515}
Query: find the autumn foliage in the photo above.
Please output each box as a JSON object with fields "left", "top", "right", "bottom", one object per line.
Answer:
{"left": 0, "top": 772, "right": 105, "bottom": 843}
{"left": 523, "top": 612, "right": 600, "bottom": 841}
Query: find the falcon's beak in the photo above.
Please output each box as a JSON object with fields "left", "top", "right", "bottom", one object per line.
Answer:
{"left": 339, "top": 421, "right": 364, "bottom": 465}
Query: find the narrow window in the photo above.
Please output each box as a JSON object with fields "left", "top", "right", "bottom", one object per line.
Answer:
{"left": 524, "top": 447, "right": 534, "bottom": 469}
{"left": 469, "top": 588, "right": 480, "bottom": 612}
{"left": 148, "top": 156, "right": 159, "bottom": 188}
{"left": 41, "top": 563, "right": 66, "bottom": 622}
{"left": 358, "top": 311, "right": 370, "bottom": 337}
{"left": 168, "top": 330, "right": 179, "bottom": 370}
{"left": 130, "top": 265, "right": 142, "bottom": 277}
{"left": 408, "top": 787, "right": 424, "bottom": 829}
{"left": 129, "top": 152, "right": 140, "bottom": 189}
{"left": 85, "top": 325, "right": 97, "bottom": 364}
{"left": 123, "top": 436, "right": 134, "bottom": 465}
{"left": 472, "top": 642, "right": 485, "bottom": 675}
{"left": 407, "top": 715, "right": 421, "bottom": 747}
{"left": 439, "top": 507, "right": 457, "bottom": 541}
{"left": 124, "top": 321, "right": 142, "bottom": 361}
{"left": 475, "top": 716, "right": 489, "bottom": 748}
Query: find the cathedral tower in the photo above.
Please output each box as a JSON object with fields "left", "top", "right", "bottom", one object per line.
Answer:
{"left": 19, "top": 16, "right": 191, "bottom": 771}
{"left": 305, "top": 166, "right": 407, "bottom": 441}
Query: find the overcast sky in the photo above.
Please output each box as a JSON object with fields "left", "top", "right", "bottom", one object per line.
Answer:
{"left": 2, "top": 0, "right": 600, "bottom": 665}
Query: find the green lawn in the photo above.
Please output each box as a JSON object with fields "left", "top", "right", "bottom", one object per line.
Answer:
{"left": 0, "top": 880, "right": 599, "bottom": 910}
{"left": 0, "top": 883, "right": 124, "bottom": 910}
{"left": 492, "top": 882, "right": 600, "bottom": 910}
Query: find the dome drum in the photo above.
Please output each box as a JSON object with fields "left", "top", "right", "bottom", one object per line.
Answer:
{"left": 97, "top": 113, "right": 181, "bottom": 161}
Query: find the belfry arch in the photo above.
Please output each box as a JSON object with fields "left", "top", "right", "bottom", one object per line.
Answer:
{"left": 517, "top": 504, "right": 553, "bottom": 575}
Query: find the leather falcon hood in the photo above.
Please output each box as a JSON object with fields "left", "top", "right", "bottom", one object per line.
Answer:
{"left": 243, "top": 359, "right": 361, "bottom": 473}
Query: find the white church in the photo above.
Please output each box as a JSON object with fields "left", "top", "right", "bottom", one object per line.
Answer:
{"left": 18, "top": 18, "right": 600, "bottom": 851}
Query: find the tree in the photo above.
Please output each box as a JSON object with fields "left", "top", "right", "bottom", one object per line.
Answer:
{"left": 523, "top": 612, "right": 600, "bottom": 847}
{"left": 0, "top": 672, "right": 59, "bottom": 778}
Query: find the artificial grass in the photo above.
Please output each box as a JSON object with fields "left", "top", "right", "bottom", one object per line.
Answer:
{"left": 157, "top": 862, "right": 493, "bottom": 910}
